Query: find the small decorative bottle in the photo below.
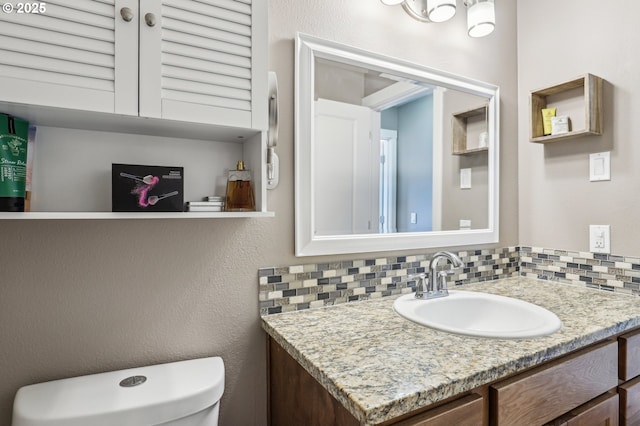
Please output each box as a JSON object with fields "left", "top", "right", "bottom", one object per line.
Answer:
{"left": 225, "top": 161, "right": 255, "bottom": 211}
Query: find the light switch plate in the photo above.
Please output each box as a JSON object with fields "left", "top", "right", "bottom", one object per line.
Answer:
{"left": 590, "top": 152, "right": 610, "bottom": 182}
{"left": 460, "top": 168, "right": 471, "bottom": 189}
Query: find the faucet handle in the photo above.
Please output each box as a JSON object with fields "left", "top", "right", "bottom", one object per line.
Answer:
{"left": 409, "top": 273, "right": 428, "bottom": 299}
{"left": 437, "top": 270, "right": 454, "bottom": 294}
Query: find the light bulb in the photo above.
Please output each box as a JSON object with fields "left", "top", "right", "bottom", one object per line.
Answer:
{"left": 426, "top": 0, "right": 456, "bottom": 23}
{"left": 467, "top": 0, "right": 495, "bottom": 37}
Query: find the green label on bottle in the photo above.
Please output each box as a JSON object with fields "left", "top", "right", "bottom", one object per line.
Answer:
{"left": 0, "top": 114, "right": 29, "bottom": 198}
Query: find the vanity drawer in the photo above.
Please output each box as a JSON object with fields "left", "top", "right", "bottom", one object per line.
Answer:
{"left": 619, "top": 328, "right": 640, "bottom": 381}
{"left": 392, "top": 393, "right": 484, "bottom": 426}
{"left": 490, "top": 340, "right": 618, "bottom": 426}
{"left": 619, "top": 375, "right": 640, "bottom": 425}
{"left": 545, "top": 392, "right": 619, "bottom": 426}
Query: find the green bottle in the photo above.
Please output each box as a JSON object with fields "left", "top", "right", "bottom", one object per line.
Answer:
{"left": 0, "top": 114, "right": 29, "bottom": 212}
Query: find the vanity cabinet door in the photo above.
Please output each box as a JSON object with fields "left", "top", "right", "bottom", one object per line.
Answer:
{"left": 138, "top": 0, "right": 267, "bottom": 130}
{"left": 391, "top": 393, "right": 484, "bottom": 426}
{"left": 490, "top": 340, "right": 618, "bottom": 426}
{"left": 0, "top": 0, "right": 138, "bottom": 115}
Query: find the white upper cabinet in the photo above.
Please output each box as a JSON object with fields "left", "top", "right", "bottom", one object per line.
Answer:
{"left": 0, "top": 0, "right": 267, "bottom": 130}
{"left": 0, "top": 0, "right": 270, "bottom": 219}
{"left": 140, "top": 0, "right": 267, "bottom": 130}
{"left": 0, "top": 0, "right": 129, "bottom": 114}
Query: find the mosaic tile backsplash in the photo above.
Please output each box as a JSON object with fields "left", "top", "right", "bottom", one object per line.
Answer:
{"left": 259, "top": 246, "right": 640, "bottom": 315}
{"left": 259, "top": 247, "right": 520, "bottom": 315}
{"left": 520, "top": 246, "right": 640, "bottom": 295}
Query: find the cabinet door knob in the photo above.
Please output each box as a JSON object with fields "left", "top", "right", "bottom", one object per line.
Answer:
{"left": 144, "top": 13, "right": 156, "bottom": 27}
{"left": 120, "top": 7, "right": 134, "bottom": 22}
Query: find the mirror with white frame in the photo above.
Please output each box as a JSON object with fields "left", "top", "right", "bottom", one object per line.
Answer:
{"left": 295, "top": 33, "right": 499, "bottom": 256}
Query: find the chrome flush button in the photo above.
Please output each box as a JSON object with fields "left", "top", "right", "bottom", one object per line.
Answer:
{"left": 119, "top": 375, "right": 147, "bottom": 387}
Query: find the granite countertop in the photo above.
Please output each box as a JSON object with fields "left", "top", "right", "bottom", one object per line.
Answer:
{"left": 261, "top": 277, "right": 640, "bottom": 425}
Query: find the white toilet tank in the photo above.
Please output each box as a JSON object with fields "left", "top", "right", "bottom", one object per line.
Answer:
{"left": 12, "top": 356, "right": 225, "bottom": 426}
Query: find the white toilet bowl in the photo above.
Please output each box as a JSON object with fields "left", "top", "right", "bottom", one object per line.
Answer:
{"left": 12, "top": 356, "right": 225, "bottom": 426}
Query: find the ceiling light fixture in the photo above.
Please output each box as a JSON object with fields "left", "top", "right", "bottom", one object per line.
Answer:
{"left": 465, "top": 0, "right": 495, "bottom": 37}
{"left": 380, "top": 0, "right": 495, "bottom": 38}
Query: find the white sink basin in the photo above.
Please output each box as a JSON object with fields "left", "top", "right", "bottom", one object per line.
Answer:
{"left": 393, "top": 290, "right": 562, "bottom": 339}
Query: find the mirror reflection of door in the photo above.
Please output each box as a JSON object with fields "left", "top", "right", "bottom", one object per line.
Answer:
{"left": 314, "top": 99, "right": 380, "bottom": 235}
{"left": 314, "top": 92, "right": 435, "bottom": 236}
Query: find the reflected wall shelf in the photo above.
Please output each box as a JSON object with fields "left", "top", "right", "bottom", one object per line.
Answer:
{"left": 530, "top": 73, "right": 603, "bottom": 143}
{"left": 452, "top": 105, "right": 489, "bottom": 155}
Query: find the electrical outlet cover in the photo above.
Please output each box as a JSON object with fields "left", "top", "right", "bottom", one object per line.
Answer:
{"left": 589, "top": 224, "right": 610, "bottom": 254}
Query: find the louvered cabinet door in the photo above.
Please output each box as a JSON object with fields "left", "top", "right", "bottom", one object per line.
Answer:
{"left": 139, "top": 0, "right": 267, "bottom": 130}
{"left": 0, "top": 0, "right": 138, "bottom": 115}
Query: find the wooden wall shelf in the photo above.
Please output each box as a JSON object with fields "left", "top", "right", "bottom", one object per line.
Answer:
{"left": 452, "top": 105, "right": 489, "bottom": 155}
{"left": 530, "top": 73, "right": 603, "bottom": 143}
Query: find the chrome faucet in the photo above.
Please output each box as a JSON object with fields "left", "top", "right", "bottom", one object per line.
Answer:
{"left": 415, "top": 251, "right": 464, "bottom": 299}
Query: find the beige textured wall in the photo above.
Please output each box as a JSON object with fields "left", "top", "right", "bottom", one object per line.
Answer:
{"left": 518, "top": 0, "right": 640, "bottom": 255}
{"left": 0, "top": 1, "right": 517, "bottom": 425}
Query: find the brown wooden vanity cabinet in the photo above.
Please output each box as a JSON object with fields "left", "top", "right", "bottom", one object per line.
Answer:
{"left": 267, "top": 337, "right": 487, "bottom": 426}
{"left": 268, "top": 329, "right": 640, "bottom": 426}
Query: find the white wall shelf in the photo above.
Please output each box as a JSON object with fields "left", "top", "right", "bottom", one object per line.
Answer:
{"left": 0, "top": 211, "right": 275, "bottom": 220}
{"left": 14, "top": 125, "right": 271, "bottom": 219}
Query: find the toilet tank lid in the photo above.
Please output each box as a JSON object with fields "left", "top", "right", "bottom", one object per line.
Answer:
{"left": 13, "top": 356, "right": 224, "bottom": 426}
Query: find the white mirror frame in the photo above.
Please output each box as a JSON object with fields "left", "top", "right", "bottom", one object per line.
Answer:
{"left": 295, "top": 33, "right": 500, "bottom": 256}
